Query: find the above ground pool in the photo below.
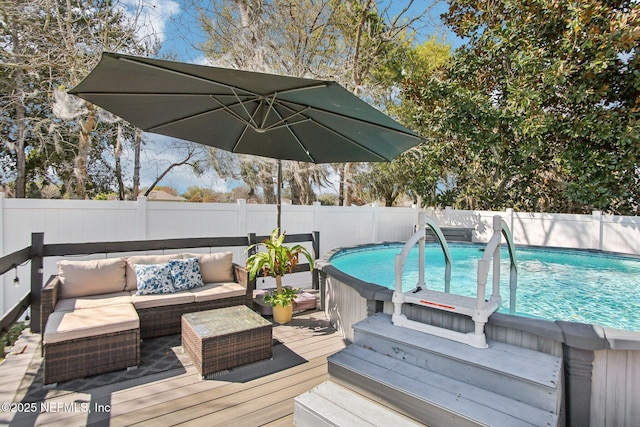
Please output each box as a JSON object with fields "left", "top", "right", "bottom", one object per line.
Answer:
{"left": 330, "top": 243, "right": 640, "bottom": 332}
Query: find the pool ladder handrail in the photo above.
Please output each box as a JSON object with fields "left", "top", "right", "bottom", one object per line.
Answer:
{"left": 392, "top": 214, "right": 518, "bottom": 349}
{"left": 398, "top": 212, "right": 452, "bottom": 292}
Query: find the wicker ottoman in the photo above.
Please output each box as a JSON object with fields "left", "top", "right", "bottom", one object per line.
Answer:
{"left": 43, "top": 304, "right": 140, "bottom": 385}
{"left": 182, "top": 305, "right": 272, "bottom": 377}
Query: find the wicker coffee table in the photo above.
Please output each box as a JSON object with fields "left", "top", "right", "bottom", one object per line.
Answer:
{"left": 182, "top": 305, "right": 272, "bottom": 377}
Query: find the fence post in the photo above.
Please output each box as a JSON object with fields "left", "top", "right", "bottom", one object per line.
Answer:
{"left": 445, "top": 206, "right": 452, "bottom": 225}
{"left": 312, "top": 201, "right": 321, "bottom": 232}
{"left": 371, "top": 202, "right": 379, "bottom": 242}
{"left": 237, "top": 199, "right": 247, "bottom": 235}
{"left": 30, "top": 232, "right": 44, "bottom": 333}
{"left": 592, "top": 211, "right": 603, "bottom": 250}
{"left": 505, "top": 208, "right": 515, "bottom": 241}
{"left": 136, "top": 196, "right": 148, "bottom": 240}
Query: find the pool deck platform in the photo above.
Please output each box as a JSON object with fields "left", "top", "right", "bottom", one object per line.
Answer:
{"left": 0, "top": 310, "right": 347, "bottom": 426}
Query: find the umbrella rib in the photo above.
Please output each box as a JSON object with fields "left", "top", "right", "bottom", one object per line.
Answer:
{"left": 279, "top": 98, "right": 421, "bottom": 139}
{"left": 208, "top": 93, "right": 262, "bottom": 129}
{"left": 310, "top": 117, "right": 391, "bottom": 161}
{"left": 146, "top": 95, "right": 262, "bottom": 132}
{"left": 275, "top": 100, "right": 418, "bottom": 161}
{"left": 117, "top": 56, "right": 261, "bottom": 97}
{"left": 261, "top": 95, "right": 312, "bottom": 131}
{"left": 231, "top": 87, "right": 261, "bottom": 129}
{"left": 232, "top": 125, "right": 250, "bottom": 153}
{"left": 260, "top": 94, "right": 277, "bottom": 129}
{"left": 270, "top": 106, "right": 315, "bottom": 163}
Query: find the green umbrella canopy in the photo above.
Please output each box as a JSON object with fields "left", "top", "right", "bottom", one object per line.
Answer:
{"left": 70, "top": 52, "right": 421, "bottom": 163}
{"left": 69, "top": 52, "right": 423, "bottom": 227}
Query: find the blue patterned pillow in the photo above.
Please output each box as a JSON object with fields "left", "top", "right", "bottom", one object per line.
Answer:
{"left": 134, "top": 263, "right": 175, "bottom": 295}
{"left": 168, "top": 258, "right": 203, "bottom": 291}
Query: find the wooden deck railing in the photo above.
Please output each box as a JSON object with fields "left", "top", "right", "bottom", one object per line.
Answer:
{"left": 0, "top": 246, "right": 32, "bottom": 337}
{"left": 1, "top": 231, "right": 319, "bottom": 335}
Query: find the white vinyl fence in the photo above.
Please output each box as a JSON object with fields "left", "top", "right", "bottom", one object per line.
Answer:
{"left": 1, "top": 193, "right": 639, "bottom": 315}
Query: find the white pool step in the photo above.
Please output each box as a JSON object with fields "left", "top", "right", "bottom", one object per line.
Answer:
{"left": 401, "top": 288, "right": 500, "bottom": 318}
{"left": 329, "top": 345, "right": 558, "bottom": 427}
{"left": 294, "top": 380, "right": 423, "bottom": 427}
{"left": 304, "top": 313, "right": 563, "bottom": 427}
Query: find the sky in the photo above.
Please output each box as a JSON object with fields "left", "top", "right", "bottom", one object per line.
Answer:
{"left": 119, "top": 0, "right": 462, "bottom": 195}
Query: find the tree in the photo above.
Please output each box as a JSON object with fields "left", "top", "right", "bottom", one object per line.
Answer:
{"left": 406, "top": 0, "right": 640, "bottom": 214}
{"left": 1, "top": 0, "right": 157, "bottom": 199}
{"left": 355, "top": 36, "right": 452, "bottom": 207}
{"left": 187, "top": 0, "right": 434, "bottom": 205}
{"left": 143, "top": 141, "right": 208, "bottom": 197}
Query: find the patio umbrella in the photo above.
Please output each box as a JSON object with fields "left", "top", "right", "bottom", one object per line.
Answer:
{"left": 69, "top": 52, "right": 422, "bottom": 229}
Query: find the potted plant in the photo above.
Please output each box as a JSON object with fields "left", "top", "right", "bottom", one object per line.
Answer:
{"left": 245, "top": 228, "right": 314, "bottom": 324}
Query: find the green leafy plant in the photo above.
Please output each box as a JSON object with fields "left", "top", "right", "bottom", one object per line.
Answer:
{"left": 245, "top": 228, "right": 314, "bottom": 303}
{"left": 263, "top": 287, "right": 300, "bottom": 308}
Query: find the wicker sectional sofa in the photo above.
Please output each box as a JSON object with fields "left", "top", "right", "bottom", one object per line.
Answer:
{"left": 40, "top": 252, "right": 252, "bottom": 385}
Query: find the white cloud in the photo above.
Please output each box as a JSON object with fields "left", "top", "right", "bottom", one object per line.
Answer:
{"left": 121, "top": 0, "right": 180, "bottom": 44}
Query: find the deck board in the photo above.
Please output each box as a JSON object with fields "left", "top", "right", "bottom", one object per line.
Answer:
{"left": 1, "top": 310, "right": 347, "bottom": 426}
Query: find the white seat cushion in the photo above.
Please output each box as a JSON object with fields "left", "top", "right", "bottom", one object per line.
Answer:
{"left": 188, "top": 282, "right": 246, "bottom": 302}
{"left": 54, "top": 291, "right": 132, "bottom": 312}
{"left": 131, "top": 290, "right": 194, "bottom": 309}
{"left": 43, "top": 304, "right": 139, "bottom": 344}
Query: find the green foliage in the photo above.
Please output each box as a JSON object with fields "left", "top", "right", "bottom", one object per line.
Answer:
{"left": 401, "top": 0, "right": 640, "bottom": 214}
{"left": 263, "top": 287, "right": 299, "bottom": 308}
{"left": 357, "top": 37, "right": 452, "bottom": 207}
{"left": 1, "top": 322, "right": 27, "bottom": 364}
{"left": 245, "top": 228, "right": 314, "bottom": 295}
{"left": 316, "top": 193, "right": 339, "bottom": 206}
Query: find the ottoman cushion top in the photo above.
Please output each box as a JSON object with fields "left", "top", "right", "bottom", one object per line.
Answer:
{"left": 44, "top": 303, "right": 139, "bottom": 344}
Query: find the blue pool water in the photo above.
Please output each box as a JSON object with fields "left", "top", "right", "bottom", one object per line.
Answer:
{"left": 330, "top": 243, "right": 640, "bottom": 331}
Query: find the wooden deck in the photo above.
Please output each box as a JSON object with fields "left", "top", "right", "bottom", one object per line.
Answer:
{"left": 0, "top": 310, "right": 347, "bottom": 426}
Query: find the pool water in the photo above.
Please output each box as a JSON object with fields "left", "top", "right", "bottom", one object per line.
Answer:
{"left": 330, "top": 243, "right": 640, "bottom": 332}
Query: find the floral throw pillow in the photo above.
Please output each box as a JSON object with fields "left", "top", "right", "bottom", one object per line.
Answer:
{"left": 134, "top": 263, "right": 175, "bottom": 295}
{"left": 168, "top": 258, "right": 203, "bottom": 291}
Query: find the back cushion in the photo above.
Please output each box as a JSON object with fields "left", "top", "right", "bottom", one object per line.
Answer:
{"left": 184, "top": 252, "right": 234, "bottom": 283}
{"left": 58, "top": 258, "right": 127, "bottom": 299}
{"left": 124, "top": 254, "right": 181, "bottom": 291}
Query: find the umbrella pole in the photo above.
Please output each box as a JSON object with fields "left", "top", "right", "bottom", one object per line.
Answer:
{"left": 277, "top": 159, "right": 282, "bottom": 231}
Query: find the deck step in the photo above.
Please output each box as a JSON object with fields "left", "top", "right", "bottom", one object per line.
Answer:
{"left": 294, "top": 380, "right": 423, "bottom": 426}
{"left": 328, "top": 345, "right": 559, "bottom": 427}
{"left": 352, "top": 313, "right": 562, "bottom": 413}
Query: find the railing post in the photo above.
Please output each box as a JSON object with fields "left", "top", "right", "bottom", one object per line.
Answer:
{"left": 312, "top": 231, "right": 320, "bottom": 290}
{"left": 30, "top": 232, "right": 44, "bottom": 333}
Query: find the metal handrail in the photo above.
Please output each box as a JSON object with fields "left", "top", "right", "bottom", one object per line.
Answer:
{"left": 396, "top": 212, "right": 452, "bottom": 293}
{"left": 476, "top": 216, "right": 518, "bottom": 313}
{"left": 396, "top": 214, "right": 519, "bottom": 314}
